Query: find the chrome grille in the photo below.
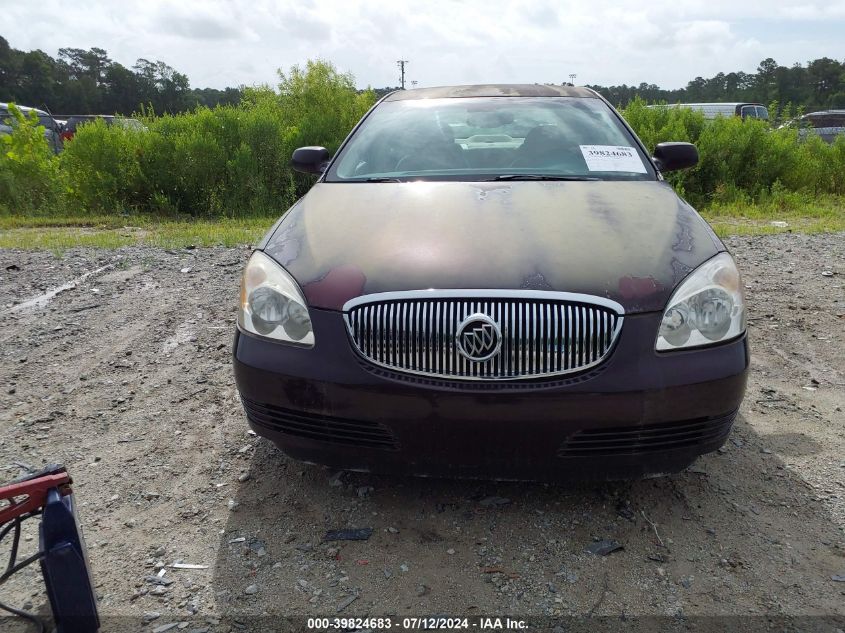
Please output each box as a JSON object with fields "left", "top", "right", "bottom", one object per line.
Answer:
{"left": 343, "top": 290, "right": 624, "bottom": 381}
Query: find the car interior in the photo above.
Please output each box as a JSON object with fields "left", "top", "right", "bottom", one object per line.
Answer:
{"left": 337, "top": 99, "right": 636, "bottom": 178}
{"left": 349, "top": 124, "right": 606, "bottom": 175}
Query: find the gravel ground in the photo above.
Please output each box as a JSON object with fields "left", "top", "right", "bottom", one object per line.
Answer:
{"left": 0, "top": 233, "right": 843, "bottom": 629}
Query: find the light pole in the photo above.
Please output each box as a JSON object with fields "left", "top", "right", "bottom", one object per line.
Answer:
{"left": 397, "top": 60, "right": 409, "bottom": 89}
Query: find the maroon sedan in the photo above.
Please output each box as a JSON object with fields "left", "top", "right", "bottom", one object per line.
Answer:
{"left": 233, "top": 84, "right": 748, "bottom": 481}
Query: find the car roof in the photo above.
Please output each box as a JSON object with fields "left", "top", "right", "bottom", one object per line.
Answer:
{"left": 383, "top": 84, "right": 597, "bottom": 101}
{"left": 0, "top": 102, "right": 49, "bottom": 115}
{"left": 677, "top": 102, "right": 764, "bottom": 107}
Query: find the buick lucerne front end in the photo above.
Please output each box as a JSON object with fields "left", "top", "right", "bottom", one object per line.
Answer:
{"left": 233, "top": 84, "right": 749, "bottom": 481}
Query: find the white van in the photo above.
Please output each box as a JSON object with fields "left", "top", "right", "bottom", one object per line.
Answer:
{"left": 649, "top": 103, "right": 769, "bottom": 121}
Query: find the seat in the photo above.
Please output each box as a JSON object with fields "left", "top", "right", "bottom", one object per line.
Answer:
{"left": 392, "top": 120, "right": 466, "bottom": 172}
{"left": 510, "top": 125, "right": 586, "bottom": 171}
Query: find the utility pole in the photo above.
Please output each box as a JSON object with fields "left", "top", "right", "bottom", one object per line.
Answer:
{"left": 569, "top": 73, "right": 577, "bottom": 85}
{"left": 397, "top": 60, "right": 409, "bottom": 89}
{"left": 410, "top": 80, "right": 418, "bottom": 88}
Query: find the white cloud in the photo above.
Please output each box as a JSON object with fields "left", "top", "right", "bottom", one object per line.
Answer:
{"left": 777, "top": 3, "right": 845, "bottom": 19}
{"left": 0, "top": 0, "right": 842, "bottom": 90}
{"left": 151, "top": 3, "right": 258, "bottom": 41}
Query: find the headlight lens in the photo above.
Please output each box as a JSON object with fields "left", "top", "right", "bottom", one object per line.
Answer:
{"left": 656, "top": 252, "right": 745, "bottom": 351}
{"left": 238, "top": 251, "right": 314, "bottom": 346}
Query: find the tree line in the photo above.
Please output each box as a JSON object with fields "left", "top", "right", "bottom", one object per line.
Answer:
{"left": 0, "top": 36, "right": 241, "bottom": 115}
{"left": 2, "top": 36, "right": 844, "bottom": 116}
{"left": 589, "top": 57, "right": 845, "bottom": 111}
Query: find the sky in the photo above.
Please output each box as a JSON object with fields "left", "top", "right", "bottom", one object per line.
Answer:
{"left": 2, "top": 0, "right": 844, "bottom": 90}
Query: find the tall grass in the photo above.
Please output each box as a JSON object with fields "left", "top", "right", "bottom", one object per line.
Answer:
{"left": 1, "top": 60, "right": 375, "bottom": 218}
{"left": 0, "top": 105, "right": 63, "bottom": 214}
{"left": 2, "top": 80, "right": 845, "bottom": 220}
{"left": 622, "top": 99, "right": 845, "bottom": 207}
{"left": 66, "top": 102, "right": 299, "bottom": 216}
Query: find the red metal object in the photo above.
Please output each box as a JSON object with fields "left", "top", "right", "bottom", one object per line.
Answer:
{"left": 0, "top": 469, "right": 72, "bottom": 525}
{"left": 1, "top": 465, "right": 99, "bottom": 633}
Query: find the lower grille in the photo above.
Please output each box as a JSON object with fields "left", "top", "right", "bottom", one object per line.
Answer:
{"left": 241, "top": 397, "right": 399, "bottom": 450}
{"left": 557, "top": 411, "right": 737, "bottom": 457}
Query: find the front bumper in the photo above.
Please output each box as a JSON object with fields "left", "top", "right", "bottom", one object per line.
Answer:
{"left": 233, "top": 309, "right": 748, "bottom": 481}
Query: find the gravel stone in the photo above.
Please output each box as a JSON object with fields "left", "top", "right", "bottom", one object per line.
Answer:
{"left": 1, "top": 238, "right": 842, "bottom": 618}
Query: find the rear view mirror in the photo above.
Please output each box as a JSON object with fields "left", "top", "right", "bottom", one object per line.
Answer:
{"left": 466, "top": 111, "right": 514, "bottom": 128}
{"left": 292, "top": 146, "right": 331, "bottom": 174}
{"left": 652, "top": 142, "right": 698, "bottom": 172}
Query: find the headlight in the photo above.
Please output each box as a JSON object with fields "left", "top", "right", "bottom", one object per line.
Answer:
{"left": 656, "top": 252, "right": 746, "bottom": 351}
{"left": 238, "top": 251, "right": 314, "bottom": 346}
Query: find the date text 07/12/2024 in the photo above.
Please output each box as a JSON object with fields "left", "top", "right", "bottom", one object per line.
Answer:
{"left": 305, "top": 617, "right": 529, "bottom": 630}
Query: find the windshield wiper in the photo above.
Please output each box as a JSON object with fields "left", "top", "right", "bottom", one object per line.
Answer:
{"left": 489, "top": 174, "right": 600, "bottom": 181}
{"left": 361, "top": 177, "right": 403, "bottom": 183}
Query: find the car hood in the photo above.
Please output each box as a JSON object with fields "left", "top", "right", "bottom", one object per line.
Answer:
{"left": 263, "top": 181, "right": 723, "bottom": 314}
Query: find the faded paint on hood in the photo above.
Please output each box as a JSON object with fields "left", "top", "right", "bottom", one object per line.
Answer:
{"left": 263, "top": 181, "right": 723, "bottom": 314}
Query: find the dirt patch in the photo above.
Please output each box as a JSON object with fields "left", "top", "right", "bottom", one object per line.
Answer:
{"left": 0, "top": 234, "right": 843, "bottom": 627}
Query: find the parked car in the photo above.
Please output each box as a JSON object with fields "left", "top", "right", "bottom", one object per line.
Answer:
{"left": 59, "top": 115, "right": 146, "bottom": 142}
{"left": 0, "top": 102, "right": 63, "bottom": 153}
{"left": 233, "top": 84, "right": 749, "bottom": 481}
{"left": 779, "top": 110, "right": 845, "bottom": 143}
{"left": 649, "top": 102, "right": 769, "bottom": 121}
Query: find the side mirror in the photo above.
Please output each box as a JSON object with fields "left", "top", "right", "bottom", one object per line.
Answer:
{"left": 291, "top": 146, "right": 331, "bottom": 175}
{"left": 652, "top": 142, "right": 698, "bottom": 172}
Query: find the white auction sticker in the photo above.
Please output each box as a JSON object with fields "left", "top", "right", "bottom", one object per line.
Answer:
{"left": 579, "top": 145, "right": 647, "bottom": 173}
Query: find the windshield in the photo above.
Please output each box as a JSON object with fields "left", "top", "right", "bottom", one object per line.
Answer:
{"left": 740, "top": 105, "right": 769, "bottom": 120}
{"left": 326, "top": 97, "right": 655, "bottom": 182}
{"left": 0, "top": 108, "right": 55, "bottom": 129}
{"left": 114, "top": 118, "right": 145, "bottom": 130}
{"left": 808, "top": 113, "right": 845, "bottom": 128}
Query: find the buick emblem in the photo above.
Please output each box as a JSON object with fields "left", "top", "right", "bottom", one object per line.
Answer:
{"left": 456, "top": 313, "right": 502, "bottom": 362}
